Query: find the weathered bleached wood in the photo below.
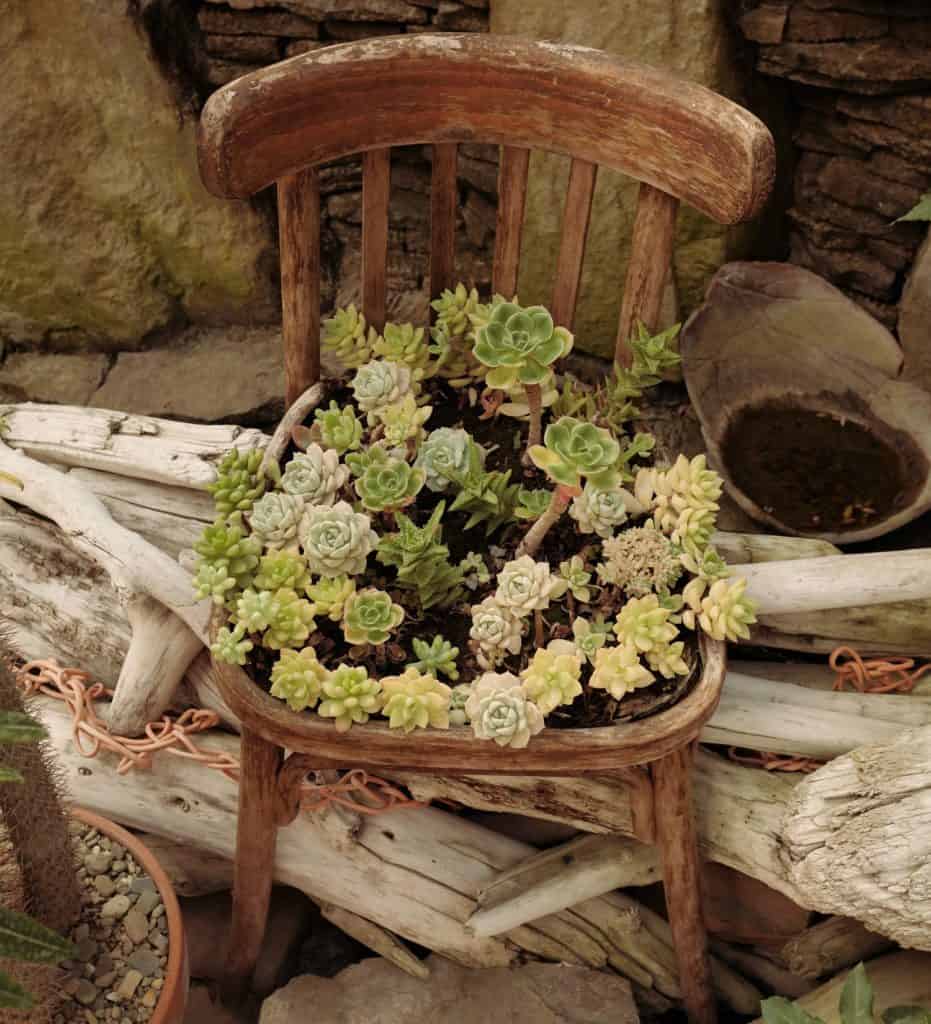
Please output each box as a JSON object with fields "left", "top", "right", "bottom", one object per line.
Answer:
{"left": 712, "top": 942, "right": 815, "bottom": 999}
{"left": 321, "top": 905, "right": 430, "bottom": 979}
{"left": 729, "top": 661, "right": 837, "bottom": 691}
{"left": 751, "top": 605, "right": 931, "bottom": 658}
{"left": 778, "top": 917, "right": 892, "bottom": 982}
{"left": 713, "top": 532, "right": 840, "bottom": 564}
{"left": 261, "top": 382, "right": 326, "bottom": 473}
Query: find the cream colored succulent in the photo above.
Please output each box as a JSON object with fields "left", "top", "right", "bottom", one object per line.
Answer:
{"left": 350, "top": 360, "right": 416, "bottom": 422}
{"left": 635, "top": 454, "right": 721, "bottom": 557}
{"left": 613, "top": 594, "right": 679, "bottom": 653}
{"left": 248, "top": 492, "right": 306, "bottom": 549}
{"left": 596, "top": 526, "right": 681, "bottom": 597}
{"left": 569, "top": 482, "right": 640, "bottom": 538}
{"left": 469, "top": 596, "right": 525, "bottom": 669}
{"left": 305, "top": 575, "right": 356, "bottom": 622}
{"left": 495, "top": 555, "right": 561, "bottom": 616}
{"left": 280, "top": 444, "right": 349, "bottom": 506}
{"left": 269, "top": 647, "right": 329, "bottom": 712}
{"left": 646, "top": 640, "right": 690, "bottom": 679}
{"left": 299, "top": 501, "right": 378, "bottom": 577}
{"left": 465, "top": 673, "right": 545, "bottom": 749}
{"left": 380, "top": 668, "right": 451, "bottom": 733}
{"left": 520, "top": 639, "right": 583, "bottom": 715}
{"left": 683, "top": 576, "right": 757, "bottom": 642}
{"left": 373, "top": 393, "right": 432, "bottom": 448}
{"left": 589, "top": 643, "right": 655, "bottom": 700}
{"left": 448, "top": 683, "right": 473, "bottom": 726}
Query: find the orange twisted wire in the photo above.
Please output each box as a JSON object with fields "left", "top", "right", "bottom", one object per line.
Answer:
{"left": 829, "top": 646, "right": 931, "bottom": 694}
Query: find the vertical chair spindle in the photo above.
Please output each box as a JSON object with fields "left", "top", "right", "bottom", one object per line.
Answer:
{"left": 551, "top": 158, "right": 598, "bottom": 331}
{"left": 362, "top": 148, "right": 391, "bottom": 333}
{"left": 493, "top": 146, "right": 531, "bottom": 300}
{"left": 430, "top": 143, "right": 459, "bottom": 308}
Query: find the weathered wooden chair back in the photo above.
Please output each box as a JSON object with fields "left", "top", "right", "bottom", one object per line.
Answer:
{"left": 198, "top": 33, "right": 774, "bottom": 404}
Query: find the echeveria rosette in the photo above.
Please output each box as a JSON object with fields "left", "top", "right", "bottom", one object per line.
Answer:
{"left": 350, "top": 360, "right": 416, "bottom": 423}
{"left": 514, "top": 487, "right": 551, "bottom": 521}
{"left": 211, "top": 623, "right": 253, "bottom": 666}
{"left": 322, "top": 304, "right": 376, "bottom": 370}
{"left": 589, "top": 643, "right": 656, "bottom": 700}
{"left": 235, "top": 587, "right": 317, "bottom": 650}
{"left": 269, "top": 648, "right": 328, "bottom": 712}
{"left": 305, "top": 575, "right": 356, "bottom": 622}
{"left": 569, "top": 482, "right": 639, "bottom": 538}
{"left": 613, "top": 594, "right": 679, "bottom": 654}
{"left": 572, "top": 617, "right": 611, "bottom": 664}
{"left": 207, "top": 447, "right": 268, "bottom": 518}
{"left": 299, "top": 501, "right": 378, "bottom": 577}
{"left": 465, "top": 673, "right": 545, "bottom": 749}
{"left": 494, "top": 555, "right": 562, "bottom": 616}
{"left": 311, "top": 401, "right": 363, "bottom": 456}
{"left": 254, "top": 550, "right": 311, "bottom": 594}
{"left": 469, "top": 596, "right": 525, "bottom": 669}
{"left": 520, "top": 640, "right": 584, "bottom": 715}
{"left": 341, "top": 587, "right": 405, "bottom": 646}
{"left": 317, "top": 666, "right": 383, "bottom": 732}
{"left": 351, "top": 447, "right": 425, "bottom": 513}
{"left": 472, "top": 302, "right": 572, "bottom": 389}
{"left": 409, "top": 635, "right": 460, "bottom": 681}
{"left": 557, "top": 555, "right": 594, "bottom": 604}
{"left": 248, "top": 492, "right": 306, "bottom": 549}
{"left": 373, "top": 322, "right": 433, "bottom": 377}
{"left": 415, "top": 427, "right": 482, "bottom": 494}
{"left": 380, "top": 669, "right": 451, "bottom": 733}
{"left": 683, "top": 576, "right": 757, "bottom": 642}
{"left": 529, "top": 416, "right": 621, "bottom": 491}
{"left": 280, "top": 445, "right": 349, "bottom": 506}
{"left": 194, "top": 513, "right": 262, "bottom": 588}
{"left": 646, "top": 640, "right": 690, "bottom": 679}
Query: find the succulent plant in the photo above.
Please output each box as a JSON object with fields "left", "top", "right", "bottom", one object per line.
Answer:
{"left": 589, "top": 642, "right": 655, "bottom": 700}
{"left": 207, "top": 447, "right": 268, "bottom": 518}
{"left": 415, "top": 427, "right": 482, "bottom": 494}
{"left": 472, "top": 302, "right": 573, "bottom": 389}
{"left": 597, "top": 526, "right": 682, "bottom": 597}
{"left": 613, "top": 594, "right": 679, "bottom": 653}
{"left": 317, "top": 666, "right": 383, "bottom": 732}
{"left": 683, "top": 576, "right": 757, "bottom": 642}
{"left": 569, "top": 482, "right": 638, "bottom": 538}
{"left": 311, "top": 401, "right": 364, "bottom": 455}
{"left": 572, "top": 616, "right": 611, "bottom": 663}
{"left": 529, "top": 416, "right": 621, "bottom": 491}
{"left": 299, "top": 501, "right": 379, "bottom": 577}
{"left": 430, "top": 284, "right": 485, "bottom": 385}
{"left": 373, "top": 322, "right": 432, "bottom": 376}
{"left": 211, "top": 623, "right": 254, "bottom": 666}
{"left": 235, "top": 587, "right": 317, "bottom": 650}
{"left": 350, "top": 360, "right": 416, "bottom": 422}
{"left": 322, "top": 304, "right": 376, "bottom": 369}
{"left": 380, "top": 668, "right": 451, "bottom": 732}
{"left": 465, "top": 673, "right": 545, "bottom": 748}
{"left": 350, "top": 446, "right": 425, "bottom": 513}
{"left": 680, "top": 545, "right": 730, "bottom": 583}
{"left": 269, "top": 647, "right": 328, "bottom": 712}
{"left": 557, "top": 555, "right": 594, "bottom": 603}
{"left": 432, "top": 283, "right": 481, "bottom": 342}
{"left": 646, "top": 640, "right": 690, "bottom": 679}
{"left": 254, "top": 549, "right": 312, "bottom": 594}
{"left": 409, "top": 635, "right": 460, "bottom": 680}
{"left": 305, "top": 574, "right": 356, "bottom": 621}
{"left": 520, "top": 640, "right": 584, "bottom": 715}
{"left": 373, "top": 393, "right": 432, "bottom": 448}
{"left": 469, "top": 596, "right": 525, "bottom": 669}
{"left": 248, "top": 492, "right": 306, "bottom": 549}
{"left": 193, "top": 561, "right": 238, "bottom": 606}
{"left": 448, "top": 464, "right": 521, "bottom": 535}
{"left": 280, "top": 445, "right": 350, "bottom": 506}
{"left": 670, "top": 505, "right": 718, "bottom": 558}
{"left": 459, "top": 551, "right": 491, "bottom": 588}
{"left": 376, "top": 504, "right": 465, "bottom": 610}
{"left": 341, "top": 587, "right": 405, "bottom": 646}
{"left": 636, "top": 454, "right": 722, "bottom": 535}
{"left": 495, "top": 555, "right": 561, "bottom": 615}
{"left": 194, "top": 513, "right": 262, "bottom": 588}
{"left": 514, "top": 487, "right": 552, "bottom": 521}
{"left": 448, "top": 683, "right": 472, "bottom": 726}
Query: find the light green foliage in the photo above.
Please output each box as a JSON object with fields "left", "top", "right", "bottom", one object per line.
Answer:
{"left": 351, "top": 446, "right": 425, "bottom": 512}
{"left": 373, "top": 322, "right": 432, "bottom": 376}
{"left": 299, "top": 501, "right": 379, "bottom": 577}
{"left": 557, "top": 555, "right": 594, "bottom": 603}
{"left": 683, "top": 577, "right": 757, "bottom": 642}
{"left": 280, "top": 445, "right": 349, "bottom": 505}
{"left": 617, "top": 433, "right": 656, "bottom": 483}
{"left": 235, "top": 587, "right": 317, "bottom": 650}
{"left": 441, "top": 442, "right": 521, "bottom": 534}
{"left": 896, "top": 193, "right": 931, "bottom": 223}
{"left": 430, "top": 283, "right": 485, "bottom": 385}
{"left": 459, "top": 551, "right": 491, "bottom": 588}
{"left": 569, "top": 482, "right": 632, "bottom": 538}
{"left": 613, "top": 593, "right": 678, "bottom": 653}
{"left": 193, "top": 561, "right": 238, "bottom": 606}
{"left": 210, "top": 623, "right": 254, "bottom": 666}
{"left": 269, "top": 648, "right": 328, "bottom": 712}
{"left": 589, "top": 643, "right": 655, "bottom": 700}
{"left": 597, "top": 526, "right": 682, "bottom": 597}
{"left": 433, "top": 283, "right": 481, "bottom": 340}
{"left": 373, "top": 393, "right": 432, "bottom": 448}
{"left": 342, "top": 587, "right": 405, "bottom": 646}
{"left": 572, "top": 617, "right": 611, "bottom": 663}
{"left": 520, "top": 640, "right": 583, "bottom": 715}
{"left": 248, "top": 491, "right": 306, "bottom": 548}
{"left": 305, "top": 575, "right": 356, "bottom": 622}
{"left": 207, "top": 447, "right": 268, "bottom": 518}
{"left": 312, "top": 401, "right": 364, "bottom": 455}
{"left": 381, "top": 668, "right": 451, "bottom": 732}
{"left": 322, "top": 304, "right": 377, "bottom": 369}
{"left": 409, "top": 635, "right": 460, "bottom": 680}
{"left": 254, "top": 549, "right": 311, "bottom": 593}
{"left": 194, "top": 513, "right": 262, "bottom": 589}
{"left": 680, "top": 545, "right": 730, "bottom": 583}
{"left": 637, "top": 453, "right": 722, "bottom": 557}
{"left": 415, "top": 427, "right": 481, "bottom": 494}
{"left": 448, "top": 683, "right": 472, "bottom": 726}
{"left": 514, "top": 487, "right": 551, "bottom": 521}
{"left": 472, "top": 301, "right": 573, "bottom": 389}
{"left": 529, "top": 416, "right": 621, "bottom": 490}
{"left": 646, "top": 639, "right": 689, "bottom": 679}
{"left": 318, "top": 666, "right": 383, "bottom": 732}
{"left": 376, "top": 503, "right": 465, "bottom": 610}
{"left": 350, "top": 359, "right": 416, "bottom": 421}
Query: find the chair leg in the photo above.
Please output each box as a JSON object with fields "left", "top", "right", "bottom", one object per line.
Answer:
{"left": 222, "top": 727, "right": 284, "bottom": 1006}
{"left": 651, "top": 746, "right": 717, "bottom": 1024}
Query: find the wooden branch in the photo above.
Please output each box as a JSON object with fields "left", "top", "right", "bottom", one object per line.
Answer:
{"left": 712, "top": 941, "right": 815, "bottom": 999}
{"left": 713, "top": 531, "right": 840, "bottom": 564}
{"left": 320, "top": 904, "right": 429, "bottom": 980}
{"left": 778, "top": 917, "right": 893, "bottom": 982}
{"left": 261, "top": 382, "right": 326, "bottom": 474}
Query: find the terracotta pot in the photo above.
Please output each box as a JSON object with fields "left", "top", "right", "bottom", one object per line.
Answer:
{"left": 71, "top": 807, "right": 189, "bottom": 1024}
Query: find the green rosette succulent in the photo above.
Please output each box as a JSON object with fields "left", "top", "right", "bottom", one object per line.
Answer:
{"left": 350, "top": 360, "right": 416, "bottom": 422}
{"left": 414, "top": 427, "right": 482, "bottom": 494}
{"left": 519, "top": 639, "right": 583, "bottom": 715}
{"left": 193, "top": 562, "right": 238, "bottom": 606}
{"left": 557, "top": 555, "right": 594, "bottom": 603}
{"left": 299, "top": 501, "right": 378, "bottom": 577}
{"left": 373, "top": 323, "right": 432, "bottom": 376}
{"left": 248, "top": 492, "right": 306, "bottom": 549}
{"left": 569, "top": 482, "right": 635, "bottom": 538}
{"left": 194, "top": 513, "right": 262, "bottom": 588}
{"left": 571, "top": 617, "right": 611, "bottom": 663}
{"left": 683, "top": 577, "right": 757, "bottom": 642}
{"left": 341, "top": 587, "right": 405, "bottom": 646}
{"left": 351, "top": 447, "right": 425, "bottom": 512}
{"left": 305, "top": 575, "right": 356, "bottom": 621}
{"left": 448, "top": 683, "right": 472, "bottom": 726}
{"left": 317, "top": 666, "right": 383, "bottom": 732}
{"left": 472, "top": 302, "right": 572, "bottom": 389}
{"left": 207, "top": 447, "right": 268, "bottom": 518}
{"left": 529, "top": 416, "right": 621, "bottom": 490}
{"left": 235, "top": 587, "right": 317, "bottom": 650}
{"left": 589, "top": 642, "right": 655, "bottom": 699}
{"left": 210, "top": 623, "right": 253, "bottom": 666}
{"left": 380, "top": 668, "right": 451, "bottom": 733}
{"left": 322, "top": 304, "right": 376, "bottom": 369}
{"left": 409, "top": 635, "right": 460, "bottom": 681}
{"left": 254, "top": 550, "right": 311, "bottom": 593}
{"left": 373, "top": 393, "right": 432, "bottom": 448}
{"left": 613, "top": 594, "right": 678, "bottom": 653}
{"left": 269, "top": 648, "right": 328, "bottom": 712}
{"left": 514, "top": 487, "right": 551, "bottom": 521}
{"left": 312, "top": 401, "right": 363, "bottom": 455}
{"left": 280, "top": 445, "right": 349, "bottom": 506}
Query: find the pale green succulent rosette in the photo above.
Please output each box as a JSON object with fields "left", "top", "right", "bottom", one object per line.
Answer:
{"left": 341, "top": 587, "right": 405, "bottom": 646}
{"left": 312, "top": 401, "right": 364, "bottom": 455}
{"left": 380, "top": 668, "right": 451, "bottom": 732}
{"left": 408, "top": 635, "right": 460, "bottom": 680}
{"left": 529, "top": 416, "right": 621, "bottom": 491}
{"left": 317, "top": 666, "right": 383, "bottom": 732}
{"left": 305, "top": 575, "right": 356, "bottom": 622}
{"left": 299, "top": 501, "right": 378, "bottom": 577}
{"left": 373, "top": 322, "right": 432, "bottom": 376}
{"left": 589, "top": 643, "right": 656, "bottom": 700}
{"left": 352, "top": 447, "right": 425, "bottom": 512}
{"left": 414, "top": 427, "right": 481, "bottom": 494}
{"left": 248, "top": 491, "right": 306, "bottom": 549}
{"left": 269, "top": 648, "right": 328, "bottom": 712}
{"left": 254, "top": 550, "right": 311, "bottom": 594}
{"left": 473, "top": 302, "right": 572, "bottom": 389}
{"left": 350, "top": 359, "right": 416, "bottom": 422}
{"left": 465, "top": 673, "right": 545, "bottom": 749}
{"left": 322, "top": 304, "right": 376, "bottom": 370}
{"left": 207, "top": 447, "right": 268, "bottom": 518}
{"left": 280, "top": 445, "right": 349, "bottom": 506}
{"left": 519, "top": 639, "right": 584, "bottom": 715}
{"left": 211, "top": 623, "right": 253, "bottom": 666}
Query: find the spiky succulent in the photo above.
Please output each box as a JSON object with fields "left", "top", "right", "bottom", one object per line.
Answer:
{"left": 373, "top": 322, "right": 432, "bottom": 376}
{"left": 589, "top": 643, "right": 655, "bottom": 700}
{"left": 520, "top": 640, "right": 583, "bottom": 715}
{"left": 254, "top": 549, "right": 312, "bottom": 593}
{"left": 472, "top": 302, "right": 573, "bottom": 389}
{"left": 269, "top": 647, "right": 328, "bottom": 712}
{"left": 341, "top": 587, "right": 405, "bottom": 646}
{"left": 376, "top": 504, "right": 464, "bottom": 610}
{"left": 299, "top": 501, "right": 378, "bottom": 577}
{"left": 597, "top": 526, "right": 682, "bottom": 597}
{"left": 374, "top": 393, "right": 432, "bottom": 448}
{"left": 380, "top": 669, "right": 451, "bottom": 732}
{"left": 557, "top": 555, "right": 594, "bottom": 603}
{"left": 469, "top": 596, "right": 525, "bottom": 669}
{"left": 322, "top": 304, "right": 376, "bottom": 369}
{"left": 409, "top": 635, "right": 460, "bottom": 680}
{"left": 683, "top": 577, "right": 757, "bottom": 642}
{"left": 495, "top": 555, "right": 561, "bottom": 615}
{"left": 317, "top": 666, "right": 383, "bottom": 732}
{"left": 514, "top": 487, "right": 552, "bottom": 521}
{"left": 350, "top": 446, "right": 425, "bottom": 513}
{"left": 305, "top": 575, "right": 356, "bottom": 621}
{"left": 280, "top": 445, "right": 349, "bottom": 505}
{"left": 613, "top": 594, "right": 679, "bottom": 654}
{"left": 194, "top": 513, "right": 262, "bottom": 588}
{"left": 312, "top": 401, "right": 364, "bottom": 455}
{"left": 569, "top": 482, "right": 637, "bottom": 538}
{"left": 207, "top": 447, "right": 268, "bottom": 518}
{"left": 529, "top": 416, "right": 621, "bottom": 491}
{"left": 448, "top": 465, "right": 521, "bottom": 535}
{"left": 572, "top": 616, "right": 611, "bottom": 663}
{"left": 193, "top": 562, "right": 238, "bottom": 606}
{"left": 350, "top": 359, "right": 416, "bottom": 422}
{"left": 465, "top": 673, "right": 545, "bottom": 749}
{"left": 235, "top": 587, "right": 317, "bottom": 650}
{"left": 415, "top": 427, "right": 481, "bottom": 494}
{"left": 210, "top": 623, "right": 254, "bottom": 666}
{"left": 248, "top": 492, "right": 306, "bottom": 549}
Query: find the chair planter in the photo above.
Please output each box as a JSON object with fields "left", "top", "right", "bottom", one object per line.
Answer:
{"left": 197, "top": 33, "right": 774, "bottom": 1024}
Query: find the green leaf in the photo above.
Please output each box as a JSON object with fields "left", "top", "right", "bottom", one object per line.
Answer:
{"left": 0, "top": 970, "right": 33, "bottom": 1010}
{"left": 840, "top": 963, "right": 875, "bottom": 1024}
{"left": 0, "top": 712, "right": 46, "bottom": 745}
{"left": 760, "top": 997, "right": 825, "bottom": 1024}
{"left": 0, "top": 906, "right": 76, "bottom": 963}
{"left": 896, "top": 192, "right": 931, "bottom": 222}
{"left": 883, "top": 1008, "right": 931, "bottom": 1024}
{"left": 0, "top": 765, "right": 24, "bottom": 783}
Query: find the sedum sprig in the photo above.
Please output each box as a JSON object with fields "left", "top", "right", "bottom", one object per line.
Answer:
{"left": 322, "top": 304, "right": 377, "bottom": 369}
{"left": 269, "top": 648, "right": 328, "bottom": 712}
{"left": 305, "top": 575, "right": 356, "bottom": 621}
{"left": 311, "top": 401, "right": 364, "bottom": 455}
{"left": 381, "top": 669, "right": 451, "bottom": 732}
{"left": 408, "top": 635, "right": 460, "bottom": 680}
{"left": 318, "top": 666, "right": 383, "bottom": 732}
{"left": 207, "top": 447, "right": 268, "bottom": 518}
{"left": 520, "top": 639, "right": 583, "bottom": 715}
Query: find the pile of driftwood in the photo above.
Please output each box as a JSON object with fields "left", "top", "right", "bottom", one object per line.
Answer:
{"left": 2, "top": 402, "right": 931, "bottom": 1013}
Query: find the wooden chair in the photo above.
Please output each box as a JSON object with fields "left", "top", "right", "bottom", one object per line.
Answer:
{"left": 198, "top": 34, "right": 775, "bottom": 1023}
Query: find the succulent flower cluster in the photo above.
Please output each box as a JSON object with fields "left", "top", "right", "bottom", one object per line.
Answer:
{"left": 195, "top": 287, "right": 756, "bottom": 746}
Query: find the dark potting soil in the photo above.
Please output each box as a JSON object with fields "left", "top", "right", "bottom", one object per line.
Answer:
{"left": 722, "top": 403, "right": 924, "bottom": 534}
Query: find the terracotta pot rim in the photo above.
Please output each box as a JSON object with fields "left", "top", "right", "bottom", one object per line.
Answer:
{"left": 69, "top": 807, "right": 188, "bottom": 1024}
